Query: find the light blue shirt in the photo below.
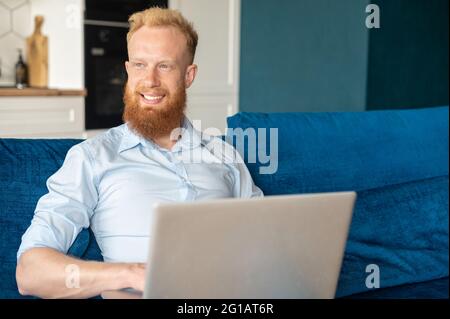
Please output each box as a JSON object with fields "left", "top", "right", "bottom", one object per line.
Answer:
{"left": 17, "top": 117, "right": 263, "bottom": 262}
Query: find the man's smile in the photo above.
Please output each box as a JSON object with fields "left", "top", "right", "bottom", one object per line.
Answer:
{"left": 139, "top": 93, "right": 166, "bottom": 106}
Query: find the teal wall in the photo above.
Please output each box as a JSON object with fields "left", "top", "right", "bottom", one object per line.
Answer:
{"left": 366, "top": 0, "right": 449, "bottom": 110}
{"left": 240, "top": 0, "right": 449, "bottom": 112}
{"left": 239, "top": 0, "right": 370, "bottom": 113}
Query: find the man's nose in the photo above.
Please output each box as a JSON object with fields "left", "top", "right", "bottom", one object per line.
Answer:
{"left": 143, "top": 67, "right": 160, "bottom": 87}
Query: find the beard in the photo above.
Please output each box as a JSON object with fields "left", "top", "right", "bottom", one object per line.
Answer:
{"left": 122, "top": 81, "right": 186, "bottom": 141}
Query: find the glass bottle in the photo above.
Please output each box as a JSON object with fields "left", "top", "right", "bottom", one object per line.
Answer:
{"left": 15, "top": 49, "right": 28, "bottom": 89}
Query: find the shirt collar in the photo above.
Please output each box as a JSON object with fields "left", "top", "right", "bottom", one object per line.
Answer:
{"left": 118, "top": 116, "right": 204, "bottom": 154}
{"left": 118, "top": 123, "right": 140, "bottom": 153}
{"left": 173, "top": 116, "right": 203, "bottom": 152}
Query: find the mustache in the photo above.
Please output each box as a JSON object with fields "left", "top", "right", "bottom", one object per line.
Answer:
{"left": 136, "top": 89, "right": 167, "bottom": 96}
{"left": 132, "top": 85, "right": 167, "bottom": 95}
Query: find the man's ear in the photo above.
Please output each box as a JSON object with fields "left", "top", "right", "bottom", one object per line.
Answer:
{"left": 125, "top": 61, "right": 130, "bottom": 75}
{"left": 184, "top": 64, "right": 198, "bottom": 88}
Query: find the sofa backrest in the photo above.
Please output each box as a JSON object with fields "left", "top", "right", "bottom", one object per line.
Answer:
{"left": 226, "top": 106, "right": 449, "bottom": 194}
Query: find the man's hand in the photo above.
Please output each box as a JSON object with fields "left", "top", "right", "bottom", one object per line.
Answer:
{"left": 125, "top": 263, "right": 147, "bottom": 292}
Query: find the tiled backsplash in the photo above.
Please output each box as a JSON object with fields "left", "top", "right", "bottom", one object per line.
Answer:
{"left": 0, "top": 0, "right": 83, "bottom": 88}
{"left": 0, "top": 0, "right": 32, "bottom": 84}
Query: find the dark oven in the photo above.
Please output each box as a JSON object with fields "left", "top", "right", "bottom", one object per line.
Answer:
{"left": 84, "top": 0, "right": 168, "bottom": 130}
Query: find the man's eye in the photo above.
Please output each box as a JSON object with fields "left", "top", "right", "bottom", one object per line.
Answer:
{"left": 159, "top": 64, "right": 170, "bottom": 70}
{"left": 133, "top": 63, "right": 145, "bottom": 69}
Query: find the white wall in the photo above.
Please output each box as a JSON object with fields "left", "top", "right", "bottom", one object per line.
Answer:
{"left": 30, "top": 0, "right": 84, "bottom": 89}
{"left": 0, "top": 0, "right": 84, "bottom": 88}
{"left": 169, "top": 0, "right": 240, "bottom": 134}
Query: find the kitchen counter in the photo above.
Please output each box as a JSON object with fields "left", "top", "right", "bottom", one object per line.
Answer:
{"left": 0, "top": 87, "right": 86, "bottom": 97}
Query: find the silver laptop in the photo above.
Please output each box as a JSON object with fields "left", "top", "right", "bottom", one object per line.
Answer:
{"left": 103, "top": 191, "right": 356, "bottom": 299}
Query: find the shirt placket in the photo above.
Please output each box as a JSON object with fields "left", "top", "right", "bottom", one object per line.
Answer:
{"left": 162, "top": 149, "right": 197, "bottom": 201}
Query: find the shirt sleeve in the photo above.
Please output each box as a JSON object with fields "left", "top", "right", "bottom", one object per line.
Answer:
{"left": 17, "top": 143, "right": 98, "bottom": 260}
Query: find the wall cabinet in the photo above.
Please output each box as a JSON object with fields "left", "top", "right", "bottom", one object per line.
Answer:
{"left": 0, "top": 90, "right": 86, "bottom": 138}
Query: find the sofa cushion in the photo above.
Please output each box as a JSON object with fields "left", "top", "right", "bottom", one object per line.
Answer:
{"left": 81, "top": 228, "right": 103, "bottom": 261}
{"left": 226, "top": 106, "right": 449, "bottom": 194}
{"left": 336, "top": 175, "right": 449, "bottom": 297}
{"left": 0, "top": 138, "right": 90, "bottom": 298}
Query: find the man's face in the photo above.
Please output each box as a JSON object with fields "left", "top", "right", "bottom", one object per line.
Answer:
{"left": 123, "top": 25, "right": 197, "bottom": 139}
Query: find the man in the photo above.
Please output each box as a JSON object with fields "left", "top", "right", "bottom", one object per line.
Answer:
{"left": 16, "top": 7, "right": 262, "bottom": 299}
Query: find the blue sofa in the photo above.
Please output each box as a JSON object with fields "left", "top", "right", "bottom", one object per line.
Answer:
{"left": 0, "top": 106, "right": 448, "bottom": 299}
